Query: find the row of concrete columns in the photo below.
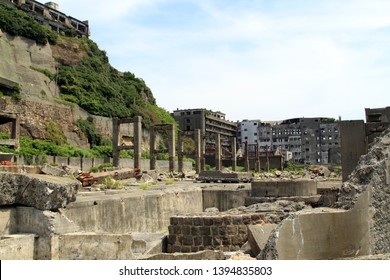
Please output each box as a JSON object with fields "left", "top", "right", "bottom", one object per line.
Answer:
{"left": 112, "top": 117, "right": 238, "bottom": 173}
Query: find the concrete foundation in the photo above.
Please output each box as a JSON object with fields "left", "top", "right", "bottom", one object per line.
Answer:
{"left": 251, "top": 180, "right": 317, "bottom": 197}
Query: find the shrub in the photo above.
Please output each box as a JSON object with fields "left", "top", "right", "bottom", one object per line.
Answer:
{"left": 0, "top": 3, "right": 58, "bottom": 44}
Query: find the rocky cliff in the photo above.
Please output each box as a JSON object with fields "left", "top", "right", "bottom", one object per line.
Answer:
{"left": 0, "top": 30, "right": 148, "bottom": 148}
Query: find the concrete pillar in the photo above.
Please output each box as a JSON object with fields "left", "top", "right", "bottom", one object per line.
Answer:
{"left": 177, "top": 132, "right": 183, "bottom": 173}
{"left": 11, "top": 117, "right": 20, "bottom": 150}
{"left": 112, "top": 117, "right": 120, "bottom": 167}
{"left": 215, "top": 133, "right": 221, "bottom": 171}
{"left": 231, "top": 137, "right": 237, "bottom": 171}
{"left": 255, "top": 145, "right": 260, "bottom": 172}
{"left": 133, "top": 116, "right": 142, "bottom": 169}
{"left": 244, "top": 142, "right": 250, "bottom": 172}
{"left": 201, "top": 133, "right": 206, "bottom": 171}
{"left": 195, "top": 129, "right": 202, "bottom": 174}
{"left": 168, "top": 124, "right": 175, "bottom": 173}
{"left": 149, "top": 126, "right": 156, "bottom": 170}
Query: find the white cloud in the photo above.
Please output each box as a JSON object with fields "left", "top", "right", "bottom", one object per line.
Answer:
{"left": 57, "top": 0, "right": 390, "bottom": 121}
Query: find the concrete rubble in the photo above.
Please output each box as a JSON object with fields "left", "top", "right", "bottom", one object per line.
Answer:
{"left": 256, "top": 128, "right": 390, "bottom": 259}
{"left": 0, "top": 172, "right": 79, "bottom": 210}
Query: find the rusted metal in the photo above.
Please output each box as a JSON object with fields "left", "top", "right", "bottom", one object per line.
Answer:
{"left": 76, "top": 168, "right": 142, "bottom": 187}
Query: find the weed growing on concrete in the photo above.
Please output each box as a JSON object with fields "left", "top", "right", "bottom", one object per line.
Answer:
{"left": 139, "top": 183, "right": 149, "bottom": 190}
{"left": 103, "top": 176, "right": 115, "bottom": 189}
{"left": 165, "top": 178, "right": 175, "bottom": 185}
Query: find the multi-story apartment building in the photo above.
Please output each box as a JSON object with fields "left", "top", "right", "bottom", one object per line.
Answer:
{"left": 172, "top": 109, "right": 237, "bottom": 159}
{"left": 1, "top": 0, "right": 90, "bottom": 37}
{"left": 237, "top": 119, "right": 261, "bottom": 151}
{"left": 256, "top": 118, "right": 340, "bottom": 165}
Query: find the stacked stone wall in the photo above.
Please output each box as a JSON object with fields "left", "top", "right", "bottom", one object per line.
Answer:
{"left": 167, "top": 213, "right": 265, "bottom": 253}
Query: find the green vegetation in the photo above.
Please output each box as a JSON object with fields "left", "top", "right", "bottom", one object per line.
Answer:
{"left": 56, "top": 37, "right": 175, "bottom": 128}
{"left": 0, "top": 3, "right": 58, "bottom": 45}
{"left": 45, "top": 121, "right": 67, "bottom": 145}
{"left": 76, "top": 116, "right": 111, "bottom": 148}
{"left": 30, "top": 66, "right": 56, "bottom": 81}
{"left": 164, "top": 178, "right": 175, "bottom": 185}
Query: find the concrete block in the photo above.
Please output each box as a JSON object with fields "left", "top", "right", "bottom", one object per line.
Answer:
{"left": 0, "top": 234, "right": 35, "bottom": 260}
{"left": 16, "top": 207, "right": 80, "bottom": 237}
{"left": 251, "top": 180, "right": 317, "bottom": 197}
{"left": 58, "top": 233, "right": 134, "bottom": 260}
{"left": 0, "top": 208, "right": 17, "bottom": 235}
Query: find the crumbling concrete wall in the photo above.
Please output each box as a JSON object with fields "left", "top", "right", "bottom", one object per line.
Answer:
{"left": 259, "top": 128, "right": 390, "bottom": 259}
{"left": 61, "top": 187, "right": 203, "bottom": 234}
{"left": 202, "top": 186, "right": 251, "bottom": 212}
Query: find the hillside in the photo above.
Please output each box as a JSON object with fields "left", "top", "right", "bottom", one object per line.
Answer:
{"left": 0, "top": 2, "right": 174, "bottom": 148}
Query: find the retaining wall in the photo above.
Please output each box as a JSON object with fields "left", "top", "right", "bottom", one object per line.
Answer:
{"left": 6, "top": 155, "right": 192, "bottom": 172}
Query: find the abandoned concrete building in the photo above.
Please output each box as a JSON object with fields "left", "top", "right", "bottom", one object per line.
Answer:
{"left": 0, "top": 0, "right": 90, "bottom": 37}
{"left": 255, "top": 118, "right": 341, "bottom": 165}
{"left": 237, "top": 119, "right": 261, "bottom": 151}
{"left": 172, "top": 108, "right": 237, "bottom": 165}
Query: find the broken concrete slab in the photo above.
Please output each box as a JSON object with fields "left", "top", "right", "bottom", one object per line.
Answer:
{"left": 132, "top": 232, "right": 166, "bottom": 257}
{"left": 0, "top": 172, "right": 79, "bottom": 210}
{"left": 41, "top": 163, "right": 66, "bottom": 177}
{"left": 247, "top": 224, "right": 277, "bottom": 257}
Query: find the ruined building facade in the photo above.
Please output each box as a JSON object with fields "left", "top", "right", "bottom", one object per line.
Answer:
{"left": 239, "top": 117, "right": 341, "bottom": 165}
{"left": 172, "top": 109, "right": 237, "bottom": 160}
{"left": 1, "top": 0, "right": 89, "bottom": 37}
{"left": 237, "top": 119, "right": 261, "bottom": 151}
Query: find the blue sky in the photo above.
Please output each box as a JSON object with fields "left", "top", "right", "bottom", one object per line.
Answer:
{"left": 58, "top": 0, "right": 390, "bottom": 122}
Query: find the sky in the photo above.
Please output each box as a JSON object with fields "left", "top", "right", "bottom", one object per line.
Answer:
{"left": 57, "top": 0, "right": 390, "bottom": 122}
